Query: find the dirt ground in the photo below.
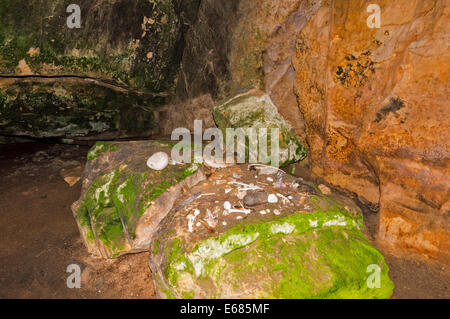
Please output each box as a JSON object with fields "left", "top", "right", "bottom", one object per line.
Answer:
{"left": 0, "top": 142, "right": 448, "bottom": 299}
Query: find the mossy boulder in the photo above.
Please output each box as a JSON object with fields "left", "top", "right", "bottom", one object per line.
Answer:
{"left": 149, "top": 165, "right": 394, "bottom": 299}
{"left": 71, "top": 140, "right": 206, "bottom": 258}
{"left": 213, "top": 88, "right": 307, "bottom": 167}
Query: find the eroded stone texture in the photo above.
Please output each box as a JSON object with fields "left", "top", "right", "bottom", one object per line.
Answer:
{"left": 0, "top": 0, "right": 200, "bottom": 138}
{"left": 213, "top": 88, "right": 307, "bottom": 167}
{"left": 291, "top": 0, "right": 450, "bottom": 263}
{"left": 72, "top": 141, "right": 205, "bottom": 258}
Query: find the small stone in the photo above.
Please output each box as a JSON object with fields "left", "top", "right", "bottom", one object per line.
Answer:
{"left": 267, "top": 177, "right": 274, "bottom": 182}
{"left": 236, "top": 216, "right": 243, "bottom": 220}
{"left": 146, "top": 152, "right": 169, "bottom": 170}
{"left": 193, "top": 209, "right": 200, "bottom": 216}
{"left": 268, "top": 194, "right": 278, "bottom": 203}
{"left": 259, "top": 210, "right": 266, "bottom": 215}
{"left": 222, "top": 221, "right": 227, "bottom": 226}
{"left": 196, "top": 222, "right": 201, "bottom": 227}
{"left": 274, "top": 209, "right": 281, "bottom": 215}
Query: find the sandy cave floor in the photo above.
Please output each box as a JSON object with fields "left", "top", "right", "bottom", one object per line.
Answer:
{"left": 0, "top": 142, "right": 448, "bottom": 299}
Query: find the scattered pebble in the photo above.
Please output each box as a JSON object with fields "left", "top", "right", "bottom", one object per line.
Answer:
{"left": 224, "top": 201, "right": 231, "bottom": 210}
{"left": 267, "top": 177, "right": 274, "bottom": 182}
{"left": 146, "top": 152, "right": 169, "bottom": 170}
{"left": 259, "top": 210, "right": 267, "bottom": 215}
{"left": 193, "top": 209, "right": 200, "bottom": 216}
{"left": 268, "top": 194, "right": 278, "bottom": 203}
{"left": 274, "top": 209, "right": 281, "bottom": 215}
{"left": 236, "top": 216, "right": 243, "bottom": 220}
{"left": 222, "top": 221, "right": 227, "bottom": 226}
{"left": 236, "top": 190, "right": 247, "bottom": 200}
{"left": 196, "top": 222, "right": 201, "bottom": 227}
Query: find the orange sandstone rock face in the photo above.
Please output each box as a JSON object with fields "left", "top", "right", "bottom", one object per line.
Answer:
{"left": 291, "top": 0, "right": 450, "bottom": 264}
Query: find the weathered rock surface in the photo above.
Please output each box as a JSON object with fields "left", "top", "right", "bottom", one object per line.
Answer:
{"left": 72, "top": 141, "right": 205, "bottom": 258}
{"left": 291, "top": 0, "right": 450, "bottom": 264}
{"left": 149, "top": 165, "right": 394, "bottom": 299}
{"left": 213, "top": 88, "right": 307, "bottom": 167}
{"left": 178, "top": 0, "right": 450, "bottom": 264}
{"left": 0, "top": 0, "right": 200, "bottom": 139}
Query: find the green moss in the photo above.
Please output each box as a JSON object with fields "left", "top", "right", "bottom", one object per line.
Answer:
{"left": 153, "top": 238, "right": 161, "bottom": 256}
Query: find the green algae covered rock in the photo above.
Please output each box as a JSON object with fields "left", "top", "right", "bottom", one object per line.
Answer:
{"left": 213, "top": 88, "right": 307, "bottom": 167}
{"left": 149, "top": 171, "right": 394, "bottom": 298}
{"left": 71, "top": 141, "right": 206, "bottom": 258}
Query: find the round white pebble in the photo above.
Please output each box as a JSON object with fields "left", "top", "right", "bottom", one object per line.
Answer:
{"left": 222, "top": 221, "right": 227, "bottom": 226}
{"left": 236, "top": 216, "right": 243, "bottom": 220}
{"left": 146, "top": 152, "right": 169, "bottom": 170}
{"left": 267, "top": 194, "right": 278, "bottom": 203}
{"left": 193, "top": 209, "right": 200, "bottom": 216}
{"left": 288, "top": 196, "right": 293, "bottom": 200}
{"left": 274, "top": 209, "right": 281, "bottom": 215}
{"left": 267, "top": 177, "right": 274, "bottom": 182}
{"left": 224, "top": 201, "right": 232, "bottom": 210}
{"left": 259, "top": 210, "right": 266, "bottom": 215}
{"left": 196, "top": 222, "right": 201, "bottom": 227}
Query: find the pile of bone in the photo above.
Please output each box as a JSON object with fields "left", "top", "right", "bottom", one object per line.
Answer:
{"left": 174, "top": 164, "right": 325, "bottom": 234}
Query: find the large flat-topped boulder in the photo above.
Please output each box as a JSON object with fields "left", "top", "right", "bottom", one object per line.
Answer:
{"left": 149, "top": 165, "right": 394, "bottom": 298}
{"left": 72, "top": 140, "right": 205, "bottom": 258}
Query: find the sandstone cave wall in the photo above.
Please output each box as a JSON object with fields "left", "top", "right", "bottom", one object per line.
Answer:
{"left": 175, "top": 0, "right": 449, "bottom": 264}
